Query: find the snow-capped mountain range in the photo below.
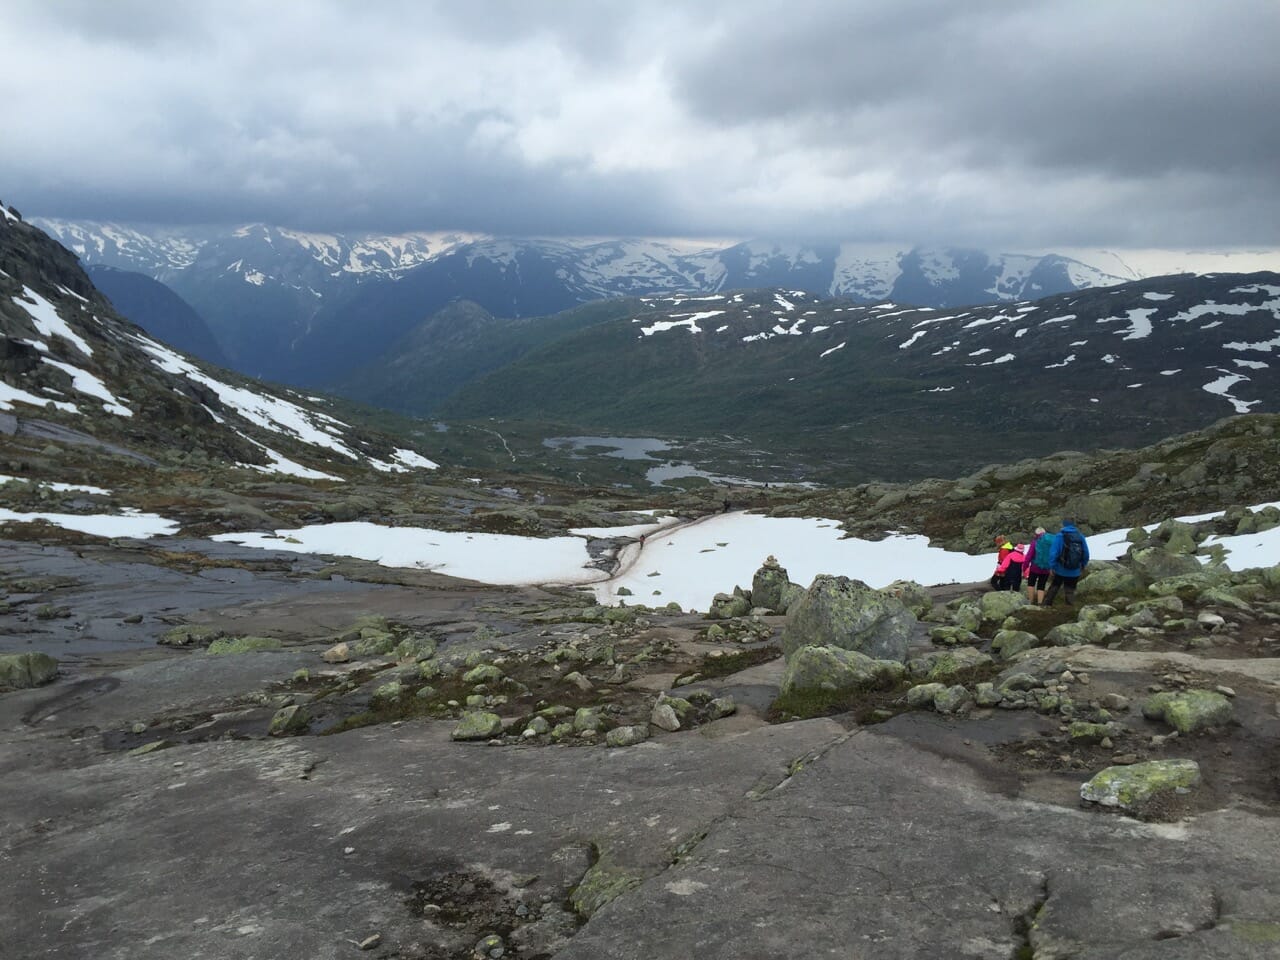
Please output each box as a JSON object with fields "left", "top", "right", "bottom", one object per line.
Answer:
{"left": 33, "top": 217, "right": 1137, "bottom": 386}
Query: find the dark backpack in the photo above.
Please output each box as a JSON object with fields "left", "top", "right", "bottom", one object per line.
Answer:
{"left": 1060, "top": 531, "right": 1085, "bottom": 570}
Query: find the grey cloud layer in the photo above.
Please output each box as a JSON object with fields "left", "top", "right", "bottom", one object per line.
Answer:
{"left": 1, "top": 0, "right": 1276, "bottom": 247}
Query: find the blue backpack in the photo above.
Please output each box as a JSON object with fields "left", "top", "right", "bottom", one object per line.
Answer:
{"left": 1060, "top": 531, "right": 1085, "bottom": 569}
{"left": 1033, "top": 534, "right": 1053, "bottom": 569}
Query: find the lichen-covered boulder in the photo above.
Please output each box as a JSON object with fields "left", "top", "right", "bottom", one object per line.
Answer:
{"left": 605, "top": 725, "right": 650, "bottom": 747}
{"left": 933, "top": 685, "right": 973, "bottom": 715}
{"left": 452, "top": 711, "right": 503, "bottom": 741}
{"left": 778, "top": 582, "right": 806, "bottom": 614}
{"left": 1147, "top": 570, "right": 1226, "bottom": 600}
{"left": 707, "top": 588, "right": 751, "bottom": 620}
{"left": 928, "top": 625, "right": 979, "bottom": 647}
{"left": 1142, "top": 690, "right": 1234, "bottom": 734}
{"left": 1076, "top": 604, "right": 1116, "bottom": 622}
{"left": 751, "top": 556, "right": 791, "bottom": 612}
{"left": 463, "top": 664, "right": 504, "bottom": 685}
{"left": 1044, "top": 620, "right": 1120, "bottom": 647}
{"left": 370, "top": 680, "right": 404, "bottom": 706}
{"left": 879, "top": 580, "right": 932, "bottom": 619}
{"left": 321, "top": 642, "right": 350, "bottom": 663}
{"left": 650, "top": 701, "right": 681, "bottom": 732}
{"left": 906, "top": 683, "right": 945, "bottom": 708}
{"left": 980, "top": 591, "right": 1027, "bottom": 624}
{"left": 991, "top": 630, "right": 1038, "bottom": 661}
{"left": 922, "top": 648, "right": 993, "bottom": 684}
{"left": 0, "top": 652, "right": 58, "bottom": 689}
{"left": 707, "top": 696, "right": 737, "bottom": 720}
{"left": 1129, "top": 546, "right": 1204, "bottom": 585}
{"left": 781, "top": 575, "right": 915, "bottom": 661}
{"left": 268, "top": 704, "right": 309, "bottom": 736}
{"left": 779, "top": 645, "right": 905, "bottom": 697}
{"left": 1075, "top": 561, "right": 1139, "bottom": 600}
{"left": 1068, "top": 720, "right": 1120, "bottom": 744}
{"left": 1080, "top": 759, "right": 1201, "bottom": 813}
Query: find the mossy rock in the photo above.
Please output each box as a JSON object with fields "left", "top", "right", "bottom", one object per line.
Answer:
{"left": 781, "top": 575, "right": 915, "bottom": 662}
{"left": 452, "top": 711, "right": 503, "bottom": 741}
{"left": 463, "top": 664, "right": 505, "bottom": 685}
{"left": 991, "top": 630, "right": 1039, "bottom": 660}
{"left": 268, "top": 704, "right": 309, "bottom": 736}
{"left": 0, "top": 652, "right": 58, "bottom": 689}
{"left": 1079, "top": 759, "right": 1200, "bottom": 813}
{"left": 929, "top": 625, "right": 980, "bottom": 647}
{"left": 605, "top": 725, "right": 650, "bottom": 747}
{"left": 1044, "top": 621, "right": 1120, "bottom": 647}
{"left": 569, "top": 851, "right": 644, "bottom": 919}
{"left": 879, "top": 579, "right": 932, "bottom": 619}
{"left": 1142, "top": 690, "right": 1234, "bottom": 734}
{"left": 779, "top": 645, "right": 905, "bottom": 697}
{"left": 979, "top": 591, "right": 1027, "bottom": 624}
{"left": 922, "top": 648, "right": 992, "bottom": 683}
{"left": 158, "top": 625, "right": 224, "bottom": 647}
{"left": 206, "top": 636, "right": 282, "bottom": 655}
{"left": 370, "top": 680, "right": 405, "bottom": 706}
{"left": 1075, "top": 561, "right": 1139, "bottom": 600}
{"left": 1130, "top": 547, "right": 1205, "bottom": 586}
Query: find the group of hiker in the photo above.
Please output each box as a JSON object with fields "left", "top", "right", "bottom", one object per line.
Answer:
{"left": 989, "top": 519, "right": 1090, "bottom": 607}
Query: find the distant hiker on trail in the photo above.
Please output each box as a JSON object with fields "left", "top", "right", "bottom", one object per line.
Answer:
{"left": 1042, "top": 518, "right": 1090, "bottom": 607}
{"left": 990, "top": 536, "right": 1028, "bottom": 591}
{"left": 1024, "top": 526, "right": 1054, "bottom": 605}
{"left": 722, "top": 497, "right": 731, "bottom": 513}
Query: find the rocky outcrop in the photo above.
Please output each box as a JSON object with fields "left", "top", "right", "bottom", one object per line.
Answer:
{"left": 779, "top": 646, "right": 905, "bottom": 697}
{"left": 780, "top": 576, "right": 915, "bottom": 661}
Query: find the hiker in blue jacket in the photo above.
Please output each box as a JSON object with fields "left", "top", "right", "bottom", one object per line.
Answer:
{"left": 1042, "top": 518, "right": 1090, "bottom": 607}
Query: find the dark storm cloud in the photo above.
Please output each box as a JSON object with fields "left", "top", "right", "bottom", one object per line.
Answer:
{"left": 1, "top": 0, "right": 1277, "bottom": 250}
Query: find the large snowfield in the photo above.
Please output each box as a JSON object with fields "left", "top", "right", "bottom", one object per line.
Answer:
{"left": 3, "top": 499, "right": 1277, "bottom": 611}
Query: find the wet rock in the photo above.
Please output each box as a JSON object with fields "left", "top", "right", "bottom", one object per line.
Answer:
{"left": 779, "top": 645, "right": 905, "bottom": 697}
{"left": 1142, "top": 690, "right": 1234, "bottom": 734}
{"left": 452, "top": 712, "right": 503, "bottom": 741}
{"left": 0, "top": 652, "right": 58, "bottom": 689}
{"left": 1080, "top": 759, "right": 1201, "bottom": 814}
{"left": 781, "top": 575, "right": 915, "bottom": 662}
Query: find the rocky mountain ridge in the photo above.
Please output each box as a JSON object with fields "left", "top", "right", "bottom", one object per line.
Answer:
{"left": 34, "top": 216, "right": 1132, "bottom": 385}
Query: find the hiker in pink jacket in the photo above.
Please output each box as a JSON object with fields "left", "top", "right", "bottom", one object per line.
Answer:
{"left": 990, "top": 540, "right": 1028, "bottom": 592}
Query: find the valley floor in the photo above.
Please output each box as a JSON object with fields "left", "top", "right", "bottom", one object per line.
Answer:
{"left": 3, "top": 534, "right": 1279, "bottom": 958}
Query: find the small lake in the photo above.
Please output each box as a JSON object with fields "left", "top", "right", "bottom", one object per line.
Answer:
{"left": 544, "top": 435, "right": 758, "bottom": 487}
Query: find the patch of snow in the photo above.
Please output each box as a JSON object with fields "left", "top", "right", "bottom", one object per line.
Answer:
{"left": 1201, "top": 372, "right": 1260, "bottom": 414}
{"left": 898, "top": 331, "right": 927, "bottom": 350}
{"left": 392, "top": 449, "right": 440, "bottom": 471}
{"left": 1041, "top": 314, "right": 1076, "bottom": 326}
{"left": 968, "top": 348, "right": 992, "bottom": 357}
{"left": 1101, "top": 355, "right": 1118, "bottom": 364}
{"left": 41, "top": 359, "right": 132, "bottom": 417}
{"left": 1014, "top": 328, "right": 1028, "bottom": 338}
{"left": 979, "top": 353, "right": 1016, "bottom": 366}
{"left": 820, "top": 342, "right": 847, "bottom": 358}
{"left": 12, "top": 286, "right": 93, "bottom": 357}
{"left": 1160, "top": 369, "right": 1181, "bottom": 375}
{"left": 1118, "top": 307, "right": 1158, "bottom": 341}
{"left": 0, "top": 475, "right": 111, "bottom": 494}
{"left": 926, "top": 386, "right": 955, "bottom": 393}
{"left": 0, "top": 508, "right": 178, "bottom": 538}
{"left": 1045, "top": 355, "right": 1076, "bottom": 369}
{"left": 1233, "top": 359, "right": 1269, "bottom": 370}
{"left": 1143, "top": 292, "right": 1173, "bottom": 301}
{"left": 0, "top": 380, "right": 78, "bottom": 414}
{"left": 640, "top": 310, "right": 724, "bottom": 337}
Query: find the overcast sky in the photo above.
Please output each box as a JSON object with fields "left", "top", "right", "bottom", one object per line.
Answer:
{"left": 2, "top": 0, "right": 1278, "bottom": 250}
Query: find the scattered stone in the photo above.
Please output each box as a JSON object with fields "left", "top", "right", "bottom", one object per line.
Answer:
{"left": 464, "top": 664, "right": 505, "bottom": 685}
{"left": 933, "top": 685, "right": 973, "bottom": 715}
{"left": 573, "top": 708, "right": 605, "bottom": 733}
{"left": 1215, "top": 685, "right": 1236, "bottom": 698}
{"left": 370, "top": 681, "right": 404, "bottom": 707}
{"left": 991, "top": 630, "right": 1038, "bottom": 660}
{"left": 1080, "top": 759, "right": 1201, "bottom": 814}
{"left": 357, "top": 933, "right": 381, "bottom": 950}
{"left": 561, "top": 671, "right": 593, "bottom": 693}
{"left": 706, "top": 696, "right": 736, "bottom": 720}
{"left": 907, "top": 683, "right": 945, "bottom": 709}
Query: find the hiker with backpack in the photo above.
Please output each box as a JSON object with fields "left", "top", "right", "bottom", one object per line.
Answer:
{"left": 1024, "top": 526, "right": 1054, "bottom": 605}
{"left": 1042, "top": 518, "right": 1090, "bottom": 607}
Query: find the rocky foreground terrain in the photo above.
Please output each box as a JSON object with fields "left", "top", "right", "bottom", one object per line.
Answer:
{"left": 3, "top": 488, "right": 1280, "bottom": 959}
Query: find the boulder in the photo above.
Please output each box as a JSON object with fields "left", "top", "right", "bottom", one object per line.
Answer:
{"left": 707, "top": 696, "right": 737, "bottom": 720}
{"left": 370, "top": 681, "right": 404, "bottom": 707}
{"left": 1075, "top": 561, "right": 1139, "bottom": 600}
{"left": 778, "top": 582, "right": 807, "bottom": 614}
{"left": 922, "top": 648, "right": 993, "bottom": 684}
{"left": 650, "top": 702, "right": 681, "bottom": 732}
{"left": 1129, "top": 546, "right": 1203, "bottom": 585}
{"left": 1076, "top": 604, "right": 1116, "bottom": 622}
{"left": 1068, "top": 720, "right": 1120, "bottom": 744}
{"left": 1142, "top": 690, "right": 1234, "bottom": 734}
{"left": 463, "top": 664, "right": 505, "bottom": 685}
{"left": 0, "top": 652, "right": 58, "bottom": 689}
{"left": 452, "top": 711, "right": 503, "bottom": 741}
{"left": 1044, "top": 621, "right": 1120, "bottom": 647}
{"left": 707, "top": 589, "right": 751, "bottom": 620}
{"left": 321, "top": 642, "right": 350, "bottom": 663}
{"left": 991, "top": 630, "right": 1038, "bottom": 660}
{"left": 979, "top": 591, "right": 1027, "bottom": 624}
{"left": 906, "top": 683, "right": 946, "bottom": 709}
{"left": 781, "top": 576, "right": 915, "bottom": 662}
{"left": 605, "top": 725, "right": 650, "bottom": 748}
{"left": 928, "top": 626, "right": 979, "bottom": 647}
{"left": 1079, "top": 759, "right": 1201, "bottom": 814}
{"left": 879, "top": 580, "right": 932, "bottom": 619}
{"left": 933, "top": 685, "right": 973, "bottom": 715}
{"left": 751, "top": 556, "right": 791, "bottom": 612}
{"left": 268, "top": 704, "right": 309, "bottom": 736}
{"left": 779, "top": 645, "right": 905, "bottom": 697}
